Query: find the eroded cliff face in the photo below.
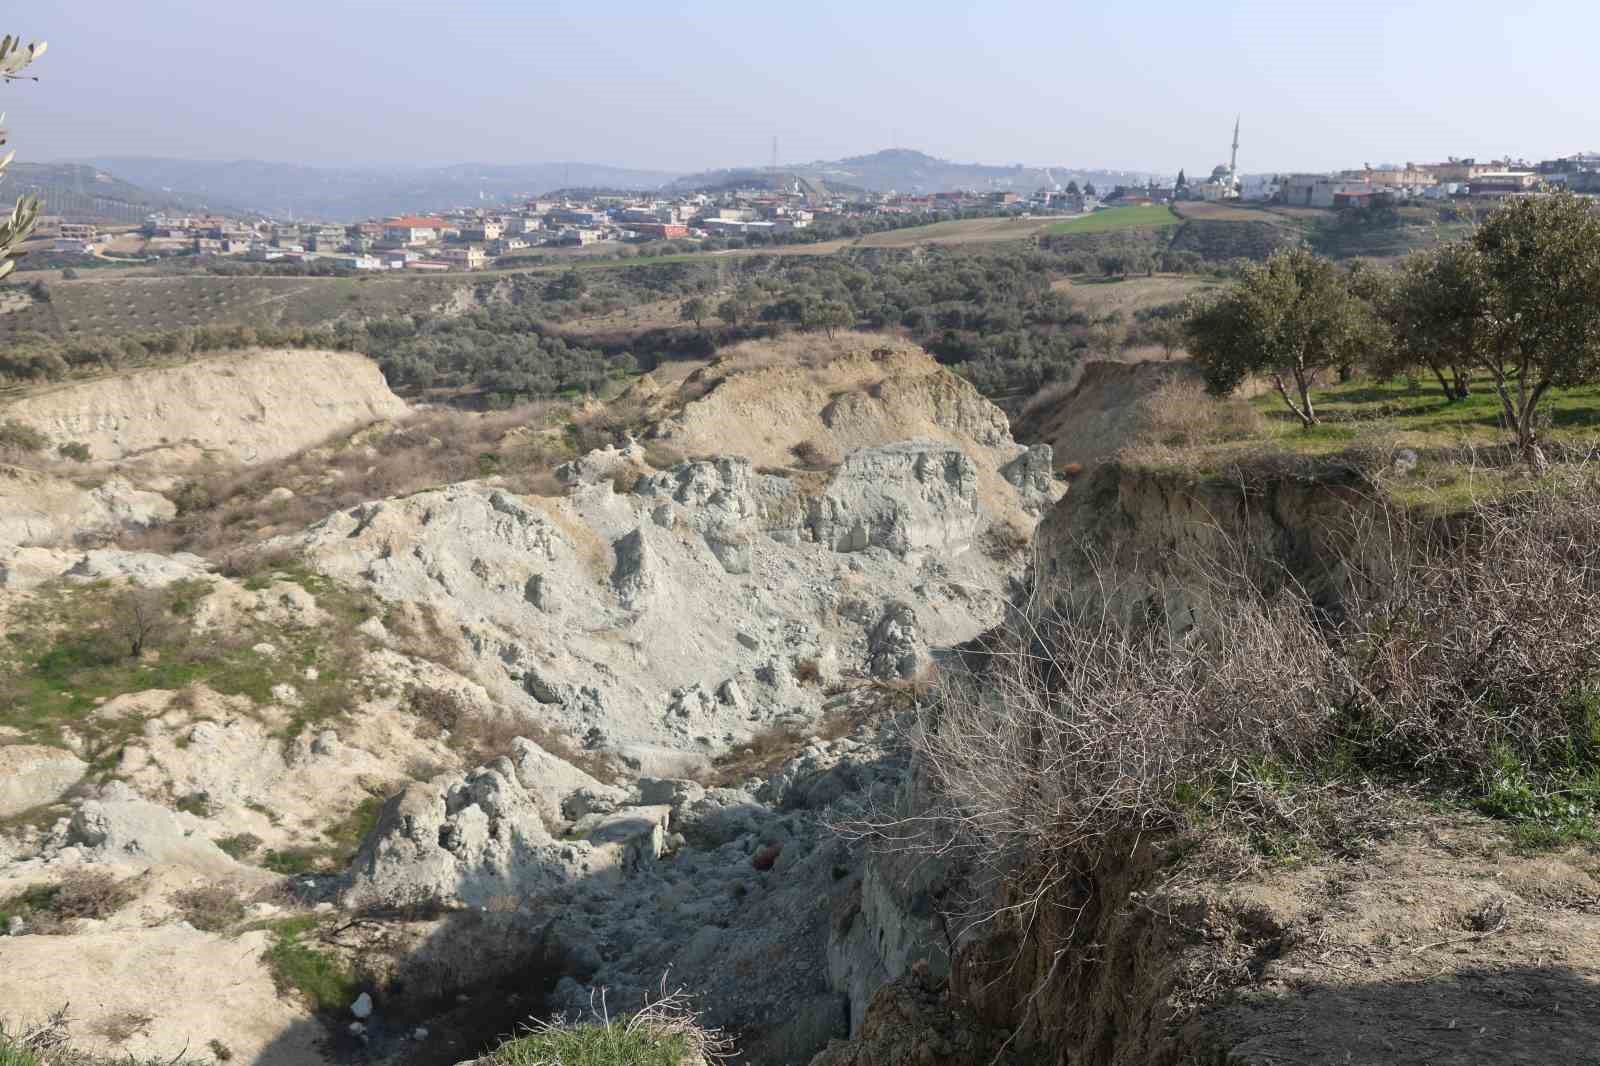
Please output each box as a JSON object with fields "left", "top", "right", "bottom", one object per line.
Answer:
{"left": 1031, "top": 459, "right": 1389, "bottom": 625}
{"left": 0, "top": 341, "right": 1063, "bottom": 1066}
{"left": 812, "top": 463, "right": 1600, "bottom": 1066}
{"left": 1, "top": 348, "right": 408, "bottom": 466}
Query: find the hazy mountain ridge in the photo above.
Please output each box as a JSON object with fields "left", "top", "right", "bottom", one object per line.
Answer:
{"left": 1, "top": 162, "right": 237, "bottom": 222}
{"left": 671, "top": 148, "right": 1156, "bottom": 194}
{"left": 76, "top": 157, "right": 684, "bottom": 221}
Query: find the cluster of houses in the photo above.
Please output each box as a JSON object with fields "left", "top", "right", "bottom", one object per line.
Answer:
{"left": 126, "top": 189, "right": 839, "bottom": 271}
{"left": 1108, "top": 152, "right": 1600, "bottom": 211}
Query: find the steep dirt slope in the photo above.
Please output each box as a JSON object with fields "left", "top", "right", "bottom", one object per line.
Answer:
{"left": 820, "top": 819, "right": 1600, "bottom": 1066}
{"left": 1011, "top": 359, "right": 1196, "bottom": 473}
{"left": 1, "top": 348, "right": 407, "bottom": 466}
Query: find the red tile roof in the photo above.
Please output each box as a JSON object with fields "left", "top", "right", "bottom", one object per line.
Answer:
{"left": 384, "top": 216, "right": 445, "bottom": 228}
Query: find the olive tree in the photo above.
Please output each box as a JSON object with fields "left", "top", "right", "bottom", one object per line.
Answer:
{"left": 679, "top": 295, "right": 708, "bottom": 330}
{"left": 1470, "top": 192, "right": 1600, "bottom": 469}
{"left": 803, "top": 300, "right": 853, "bottom": 340}
{"left": 1377, "top": 244, "right": 1480, "bottom": 402}
{"left": 0, "top": 34, "right": 47, "bottom": 280}
{"left": 1184, "top": 247, "right": 1376, "bottom": 427}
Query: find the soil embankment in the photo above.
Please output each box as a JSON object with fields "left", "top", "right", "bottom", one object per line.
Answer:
{"left": 1, "top": 348, "right": 407, "bottom": 466}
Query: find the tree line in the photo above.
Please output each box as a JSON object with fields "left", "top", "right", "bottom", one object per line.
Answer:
{"left": 1185, "top": 192, "right": 1600, "bottom": 469}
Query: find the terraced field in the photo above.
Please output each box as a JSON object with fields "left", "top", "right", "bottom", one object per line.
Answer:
{"left": 0, "top": 274, "right": 455, "bottom": 342}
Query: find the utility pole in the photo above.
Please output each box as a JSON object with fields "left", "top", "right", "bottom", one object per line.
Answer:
{"left": 771, "top": 135, "right": 779, "bottom": 170}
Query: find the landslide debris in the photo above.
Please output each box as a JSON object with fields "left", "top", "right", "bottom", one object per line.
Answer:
{"left": 0, "top": 336, "right": 1060, "bottom": 1065}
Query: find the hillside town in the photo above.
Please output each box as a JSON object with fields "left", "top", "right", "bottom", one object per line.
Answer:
{"left": 32, "top": 140, "right": 1600, "bottom": 271}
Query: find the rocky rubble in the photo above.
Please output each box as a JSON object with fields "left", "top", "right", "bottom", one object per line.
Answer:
{"left": 290, "top": 434, "right": 1052, "bottom": 779}
{"left": 0, "top": 342, "right": 1064, "bottom": 1066}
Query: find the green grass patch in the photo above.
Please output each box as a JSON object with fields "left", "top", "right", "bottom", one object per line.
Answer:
{"left": 261, "top": 915, "right": 360, "bottom": 1012}
{"left": 487, "top": 1024, "right": 693, "bottom": 1066}
{"left": 1046, "top": 205, "right": 1181, "bottom": 235}
{"left": 0, "top": 570, "right": 380, "bottom": 761}
{"left": 1250, "top": 375, "right": 1600, "bottom": 448}
{"left": 258, "top": 793, "right": 385, "bottom": 875}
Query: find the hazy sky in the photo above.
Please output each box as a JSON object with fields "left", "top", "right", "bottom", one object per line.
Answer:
{"left": 7, "top": 0, "right": 1597, "bottom": 175}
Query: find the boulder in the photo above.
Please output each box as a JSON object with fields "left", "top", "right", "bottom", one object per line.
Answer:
{"left": 344, "top": 760, "right": 581, "bottom": 909}
{"left": 610, "top": 528, "right": 656, "bottom": 606}
{"left": 807, "top": 442, "right": 982, "bottom": 557}
{"left": 1000, "top": 444, "right": 1059, "bottom": 514}
{"left": 510, "top": 736, "right": 624, "bottom": 828}
{"left": 0, "top": 745, "right": 88, "bottom": 817}
{"left": 866, "top": 602, "right": 923, "bottom": 680}
{"left": 67, "top": 782, "right": 241, "bottom": 873}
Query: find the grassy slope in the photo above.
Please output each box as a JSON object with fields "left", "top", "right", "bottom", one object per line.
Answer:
{"left": 1130, "top": 372, "right": 1600, "bottom": 512}
{"left": 1046, "top": 205, "right": 1181, "bottom": 235}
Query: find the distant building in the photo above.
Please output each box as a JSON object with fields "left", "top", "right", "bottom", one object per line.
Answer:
{"left": 460, "top": 220, "right": 503, "bottom": 242}
{"left": 1468, "top": 172, "right": 1542, "bottom": 196}
{"left": 1279, "top": 174, "right": 1374, "bottom": 208}
{"left": 1341, "top": 165, "right": 1436, "bottom": 189}
{"left": 435, "top": 245, "right": 488, "bottom": 270}
{"left": 627, "top": 222, "right": 689, "bottom": 240}
{"left": 382, "top": 216, "right": 446, "bottom": 245}
{"left": 1419, "top": 159, "right": 1499, "bottom": 184}
{"left": 305, "top": 226, "right": 348, "bottom": 252}
{"left": 1570, "top": 171, "right": 1600, "bottom": 194}
{"left": 331, "top": 254, "right": 383, "bottom": 270}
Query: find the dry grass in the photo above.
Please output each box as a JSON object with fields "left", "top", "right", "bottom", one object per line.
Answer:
{"left": 87, "top": 1011, "right": 153, "bottom": 1046}
{"left": 488, "top": 984, "right": 733, "bottom": 1065}
{"left": 123, "top": 402, "right": 574, "bottom": 559}
{"left": 708, "top": 330, "right": 904, "bottom": 375}
{"left": 0, "top": 869, "right": 138, "bottom": 935}
{"left": 169, "top": 883, "right": 247, "bottom": 933}
{"left": 860, "top": 477, "right": 1600, "bottom": 922}
{"left": 403, "top": 683, "right": 618, "bottom": 783}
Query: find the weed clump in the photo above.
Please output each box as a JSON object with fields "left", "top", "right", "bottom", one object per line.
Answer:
{"left": 169, "top": 884, "right": 247, "bottom": 932}
{"left": 486, "top": 988, "right": 731, "bottom": 1066}
{"left": 0, "top": 869, "right": 136, "bottom": 935}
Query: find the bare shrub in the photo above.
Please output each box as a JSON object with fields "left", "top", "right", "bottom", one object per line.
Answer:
{"left": 5, "top": 868, "right": 140, "bottom": 934}
{"left": 404, "top": 684, "right": 467, "bottom": 738}
{"left": 868, "top": 477, "right": 1600, "bottom": 920}
{"left": 789, "top": 438, "right": 839, "bottom": 471}
{"left": 90, "top": 1009, "right": 154, "bottom": 1045}
{"left": 170, "top": 883, "right": 247, "bottom": 932}
{"left": 50, "top": 868, "right": 137, "bottom": 922}
{"left": 982, "top": 518, "right": 1031, "bottom": 560}
{"left": 1336, "top": 481, "right": 1600, "bottom": 774}
{"left": 1139, "top": 376, "right": 1266, "bottom": 449}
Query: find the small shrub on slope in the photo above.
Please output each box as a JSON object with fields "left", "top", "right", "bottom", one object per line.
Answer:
{"left": 487, "top": 989, "right": 730, "bottom": 1066}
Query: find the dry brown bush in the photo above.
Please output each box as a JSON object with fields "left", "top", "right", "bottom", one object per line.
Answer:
{"left": 124, "top": 402, "right": 574, "bottom": 559}
{"left": 1139, "top": 376, "right": 1266, "bottom": 450}
{"left": 789, "top": 438, "right": 840, "bottom": 471}
{"left": 866, "top": 478, "right": 1600, "bottom": 916}
{"left": 404, "top": 683, "right": 617, "bottom": 782}
{"left": 169, "top": 883, "right": 247, "bottom": 932}
{"left": 89, "top": 1009, "right": 154, "bottom": 1045}
{"left": 982, "top": 518, "right": 1032, "bottom": 560}
{"left": 50, "top": 868, "right": 137, "bottom": 922}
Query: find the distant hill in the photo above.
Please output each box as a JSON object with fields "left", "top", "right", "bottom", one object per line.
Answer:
{"left": 0, "top": 162, "right": 233, "bottom": 222}
{"left": 671, "top": 148, "right": 1155, "bottom": 195}
{"left": 78, "top": 157, "right": 683, "bottom": 221}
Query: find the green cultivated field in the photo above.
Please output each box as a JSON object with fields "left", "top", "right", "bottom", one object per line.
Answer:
{"left": 1047, "top": 205, "right": 1181, "bottom": 235}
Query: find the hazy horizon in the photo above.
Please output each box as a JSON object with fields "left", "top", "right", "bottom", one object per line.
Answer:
{"left": 8, "top": 0, "right": 1598, "bottom": 177}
